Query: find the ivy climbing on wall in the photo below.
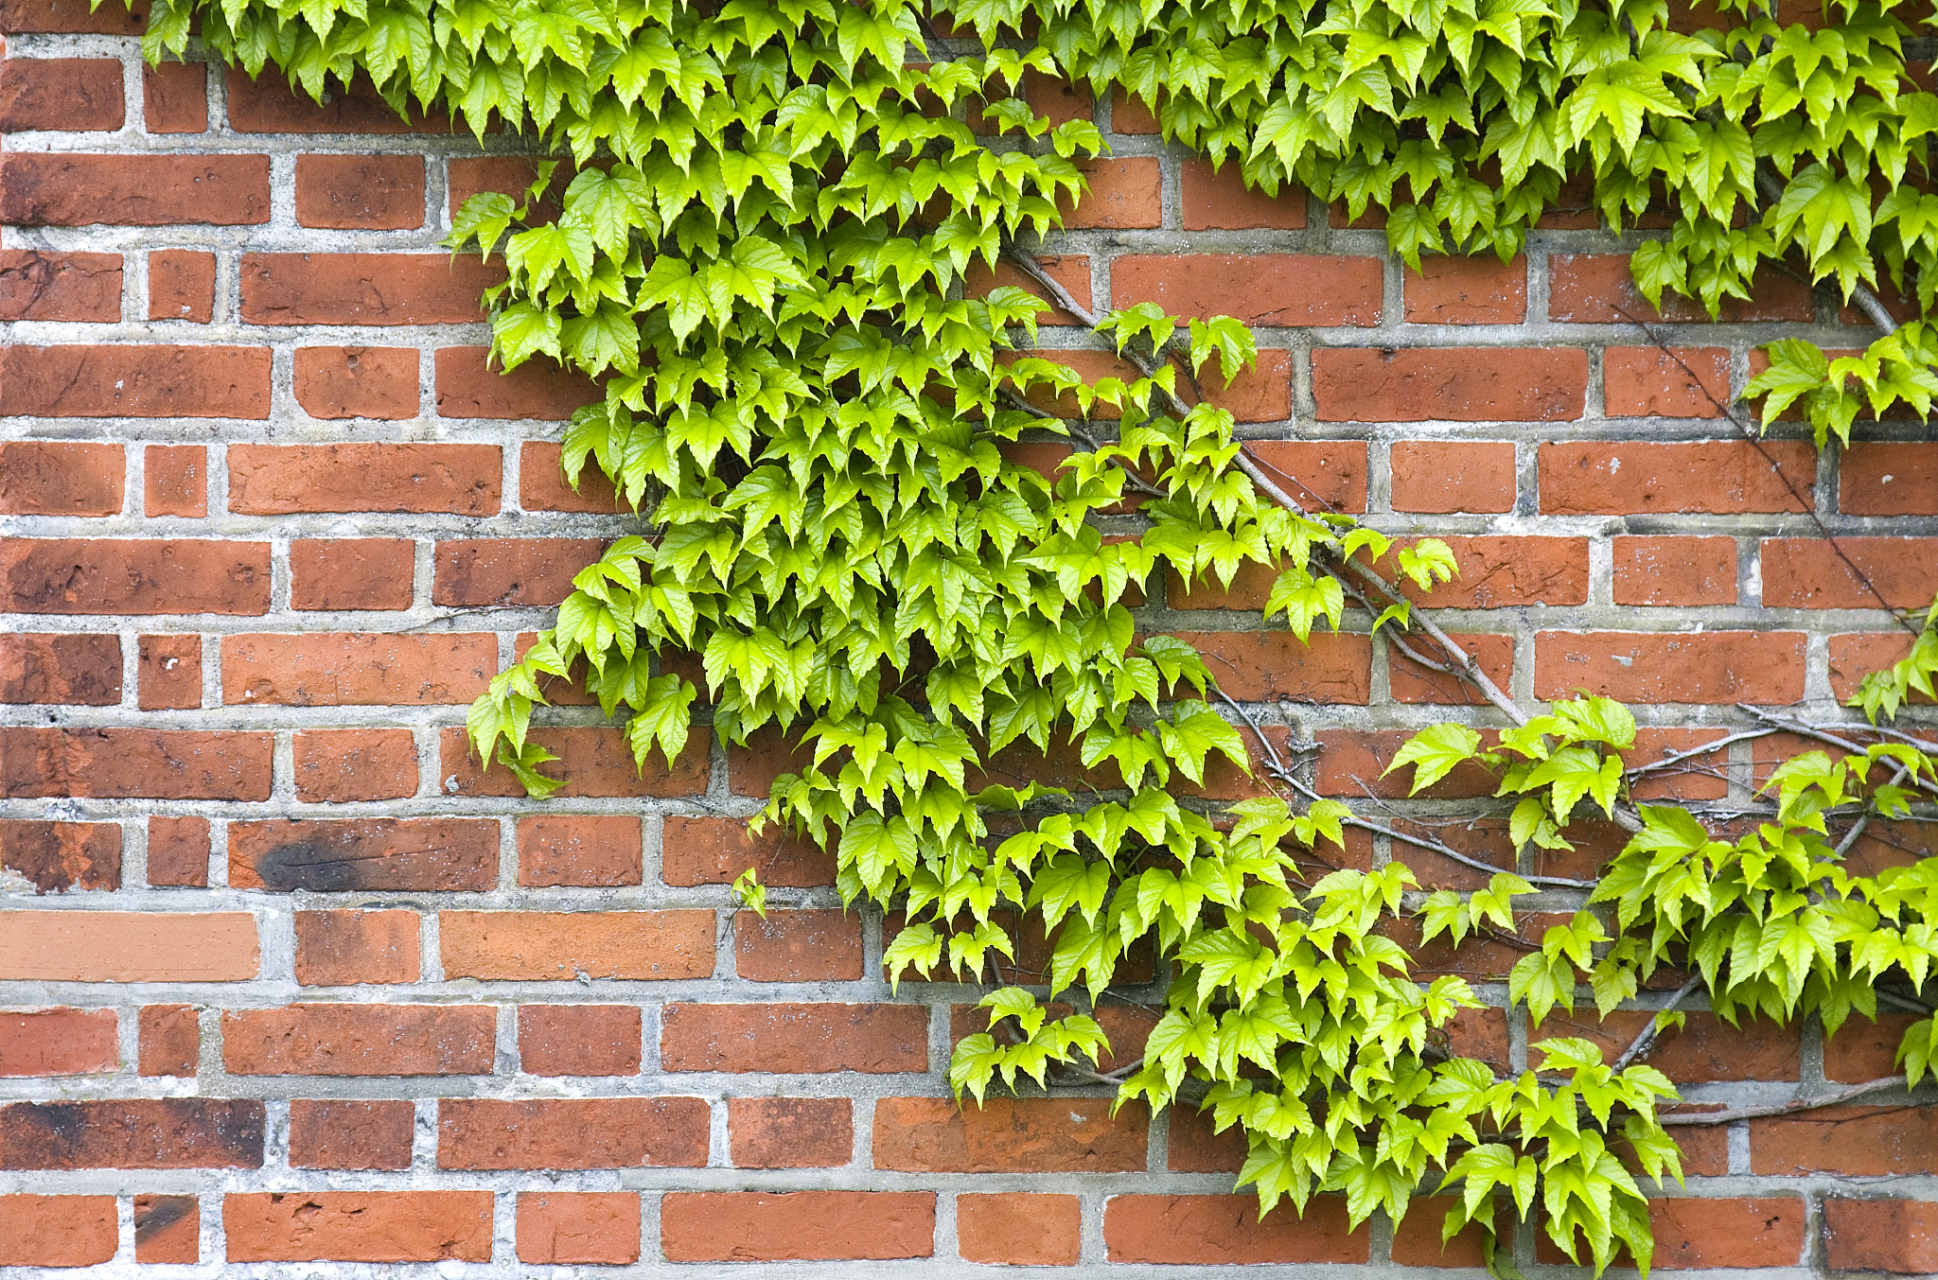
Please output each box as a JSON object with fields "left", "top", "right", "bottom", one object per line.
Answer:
{"left": 126, "top": 0, "right": 1938, "bottom": 1271}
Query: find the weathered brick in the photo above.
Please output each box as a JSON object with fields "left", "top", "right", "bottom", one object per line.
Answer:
{"left": 1063, "top": 156, "right": 1161, "bottom": 227}
{"left": 1181, "top": 159, "right": 1304, "bottom": 229}
{"left": 225, "top": 67, "right": 443, "bottom": 132}
{"left": 0, "top": 632, "right": 120, "bottom": 704}
{"left": 1540, "top": 441, "right": 1814, "bottom": 514}
{"left": 293, "top": 346, "right": 420, "bottom": 420}
{"left": 1111, "top": 254, "right": 1381, "bottom": 326}
{"left": 144, "top": 444, "right": 207, "bottom": 515}
{"left": 0, "top": 249, "right": 120, "bottom": 320}
{"left": 1105, "top": 1195, "right": 1368, "bottom": 1263}
{"left": 519, "top": 440, "right": 626, "bottom": 511}
{"left": 0, "top": 1007, "right": 117, "bottom": 1075}
{"left": 438, "top": 1097, "right": 709, "bottom": 1169}
{"left": 438, "top": 725, "right": 711, "bottom": 799}
{"left": 0, "top": 819, "right": 119, "bottom": 892}
{"left": 1821, "top": 1198, "right": 1938, "bottom": 1273}
{"left": 2, "top": 728, "right": 271, "bottom": 799}
{"left": 517, "top": 1192, "right": 641, "bottom": 1265}
{"left": 873, "top": 1097, "right": 1147, "bottom": 1172}
{"left": 1402, "top": 255, "right": 1527, "bottom": 324}
{"left": 1247, "top": 441, "right": 1368, "bottom": 512}
{"left": 292, "top": 729, "right": 418, "bottom": 803}
{"left": 294, "top": 909, "right": 420, "bottom": 985}
{"left": 517, "top": 815, "right": 641, "bottom": 887}
{"left": 1613, "top": 536, "right": 1737, "bottom": 606}
{"left": 223, "top": 1004, "right": 491, "bottom": 1076}
{"left": 222, "top": 633, "right": 494, "bottom": 705}
{"left": 289, "top": 538, "right": 415, "bottom": 611}
{"left": 0, "top": 345, "right": 269, "bottom": 417}
{"left": 1390, "top": 632, "right": 1514, "bottom": 706}
{"left": 1549, "top": 254, "right": 1812, "bottom": 322}
{"left": 0, "top": 153, "right": 269, "bottom": 224}
{"left": 963, "top": 253, "right": 1092, "bottom": 324}
{"left": 1536, "top": 631, "right": 1805, "bottom": 704}
{"left": 0, "top": 0, "right": 147, "bottom": 32}
{"left": 1824, "top": 1012, "right": 1921, "bottom": 1082}
{"left": 142, "top": 60, "right": 206, "bottom": 132}
{"left": 0, "top": 441, "right": 122, "bottom": 516}
{"left": 1538, "top": 1010, "right": 1799, "bottom": 1081}
{"left": 1761, "top": 537, "right": 1938, "bottom": 609}
{"left": 1604, "top": 346, "right": 1730, "bottom": 417}
{"left": 146, "top": 815, "right": 210, "bottom": 887}
{"left": 728, "top": 1097, "right": 852, "bottom": 1168}
{"left": 3, "top": 539, "right": 267, "bottom": 614}
{"left": 1390, "top": 1195, "right": 1496, "bottom": 1267}
{"left": 518, "top": 1005, "right": 640, "bottom": 1076}
{"left": 1842, "top": 442, "right": 1938, "bottom": 515}
{"left": 1389, "top": 441, "right": 1515, "bottom": 513}
{"left": 1314, "top": 347, "right": 1588, "bottom": 421}
{"left": 440, "top": 910, "right": 715, "bottom": 981}
{"left": 240, "top": 252, "right": 499, "bottom": 324}
{"left": 434, "top": 345, "right": 599, "bottom": 419}
{"left": 0, "top": 57, "right": 122, "bottom": 130}
{"left": 228, "top": 818, "right": 498, "bottom": 892}
{"left": 289, "top": 1098, "right": 414, "bottom": 1169}
{"left": 1170, "top": 630, "right": 1371, "bottom": 703}
{"left": 225, "top": 1192, "right": 491, "bottom": 1263}
{"left": 957, "top": 1193, "right": 1081, "bottom": 1265}
{"left": 662, "top": 816, "right": 836, "bottom": 887}
{"left": 137, "top": 632, "right": 201, "bottom": 710}
{"left": 134, "top": 1193, "right": 198, "bottom": 1263}
{"left": 138, "top": 1003, "right": 197, "bottom": 1076}
{"left": 1752, "top": 1106, "right": 1938, "bottom": 1174}
{"left": 0, "top": 1098, "right": 263, "bottom": 1168}
{"left": 0, "top": 1195, "right": 117, "bottom": 1267}
{"left": 295, "top": 154, "right": 426, "bottom": 229}
{"left": 146, "top": 250, "right": 214, "bottom": 322}
{"left": 447, "top": 155, "right": 566, "bottom": 217}
{"left": 736, "top": 909, "right": 864, "bottom": 982}
{"left": 228, "top": 443, "right": 500, "bottom": 514}
{"left": 661, "top": 1192, "right": 934, "bottom": 1262}
{"left": 662, "top": 1002, "right": 926, "bottom": 1073}
{"left": 433, "top": 537, "right": 605, "bottom": 607}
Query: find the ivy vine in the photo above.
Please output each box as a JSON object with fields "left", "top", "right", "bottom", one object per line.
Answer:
{"left": 126, "top": 0, "right": 1938, "bottom": 1271}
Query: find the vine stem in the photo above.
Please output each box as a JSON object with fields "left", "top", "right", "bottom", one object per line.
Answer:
{"left": 1658, "top": 1076, "right": 1917, "bottom": 1126}
{"left": 1737, "top": 706, "right": 1938, "bottom": 800}
{"left": 1611, "top": 974, "right": 1704, "bottom": 1073}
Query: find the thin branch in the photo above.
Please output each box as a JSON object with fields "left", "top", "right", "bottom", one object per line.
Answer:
{"left": 1658, "top": 1076, "right": 1917, "bottom": 1126}
{"left": 1737, "top": 706, "right": 1938, "bottom": 800}
{"left": 1612, "top": 975, "right": 1704, "bottom": 1073}
{"left": 1624, "top": 728, "right": 1779, "bottom": 778}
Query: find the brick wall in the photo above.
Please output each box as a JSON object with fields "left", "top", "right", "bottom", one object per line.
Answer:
{"left": 3, "top": 2, "right": 1937, "bottom": 1273}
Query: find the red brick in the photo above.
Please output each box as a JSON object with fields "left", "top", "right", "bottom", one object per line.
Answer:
{"left": 1246, "top": 441, "right": 1368, "bottom": 512}
{"left": 728, "top": 1097, "right": 852, "bottom": 1168}
{"left": 517, "top": 1192, "right": 640, "bottom": 1265}
{"left": 1755, "top": 1105, "right": 1938, "bottom": 1174}
{"left": 292, "top": 729, "right": 417, "bottom": 803}
{"left": 225, "top": 1192, "right": 491, "bottom": 1263}
{"left": 228, "top": 817, "right": 497, "bottom": 892}
{"left": 432, "top": 537, "right": 603, "bottom": 607}
{"left": 134, "top": 1193, "right": 198, "bottom": 1263}
{"left": 1180, "top": 159, "right": 1303, "bottom": 229}
{"left": 662, "top": 1002, "right": 927, "bottom": 1073}
{"left": 1842, "top": 442, "right": 1938, "bottom": 514}
{"left": 0, "top": 344, "right": 268, "bottom": 417}
{"left": 1064, "top": 156, "right": 1161, "bottom": 228}
{"left": 437, "top": 1097, "right": 709, "bottom": 1169}
{"left": 1391, "top": 1196, "right": 1496, "bottom": 1267}
{"left": 223, "top": 1004, "right": 493, "bottom": 1076}
{"left": 662, "top": 1191, "right": 934, "bottom": 1262}
{"left": 137, "top": 1003, "right": 197, "bottom": 1076}
{"left": 294, "top": 909, "right": 420, "bottom": 985}
{"left": 147, "top": 815, "right": 208, "bottom": 887}
{"left": 222, "top": 633, "right": 493, "bottom": 705}
{"left": 293, "top": 346, "right": 419, "bottom": 419}
{"left": 0, "top": 1195, "right": 117, "bottom": 1266}
{"left": 1171, "top": 630, "right": 1371, "bottom": 703}
{"left": 517, "top": 815, "right": 641, "bottom": 887}
{"left": 874, "top": 1097, "right": 1146, "bottom": 1172}
{"left": 1315, "top": 346, "right": 1587, "bottom": 421}
{"left": 0, "top": 153, "right": 267, "bottom": 224}
{"left": 1536, "top": 630, "right": 1804, "bottom": 704}
{"left": 962, "top": 253, "right": 1091, "bottom": 325}
{"left": 225, "top": 67, "right": 443, "bottom": 133}
{"left": 295, "top": 154, "right": 425, "bottom": 229}
{"left": 1111, "top": 254, "right": 1381, "bottom": 326}
{"left": 957, "top": 1193, "right": 1081, "bottom": 1265}
{"left": 1829, "top": 631, "right": 1931, "bottom": 703}
{"left": 0, "top": 1007, "right": 116, "bottom": 1075}
{"left": 4, "top": 538, "right": 266, "bottom": 614}
{"left": 1538, "top": 1010, "right": 1799, "bottom": 1081}
{"left": 0, "top": 57, "right": 122, "bottom": 130}
{"left": 447, "top": 156, "right": 567, "bottom": 218}
{"left": 1549, "top": 254, "right": 1813, "bottom": 322}
{"left": 289, "top": 538, "right": 415, "bottom": 612}
{"left": 0, "top": 441, "right": 121, "bottom": 515}
{"left": 229, "top": 443, "right": 499, "bottom": 514}
{"left": 0, "top": 249, "right": 120, "bottom": 320}
{"left": 146, "top": 249, "right": 214, "bottom": 322}
{"left": 2, "top": 728, "right": 271, "bottom": 799}
{"left": 1389, "top": 441, "right": 1515, "bottom": 513}
{"left": 518, "top": 1005, "right": 640, "bottom": 1075}
{"left": 434, "top": 345, "right": 598, "bottom": 419}
{"left": 662, "top": 816, "right": 836, "bottom": 887}
{"left": 1540, "top": 441, "right": 1814, "bottom": 513}
{"left": 1604, "top": 346, "right": 1730, "bottom": 417}
{"left": 438, "top": 724, "right": 711, "bottom": 799}
{"left": 144, "top": 443, "right": 206, "bottom": 515}
{"left": 736, "top": 909, "right": 863, "bottom": 981}
{"left": 726, "top": 721, "right": 819, "bottom": 798}
{"left": 1110, "top": 85, "right": 1158, "bottom": 132}
{"left": 1614, "top": 536, "right": 1737, "bottom": 605}
{"left": 1167, "top": 1105, "right": 1246, "bottom": 1171}
{"left": 0, "top": 819, "right": 119, "bottom": 891}
{"left": 1824, "top": 1014, "right": 1922, "bottom": 1082}
{"left": 138, "top": 632, "right": 200, "bottom": 710}
{"left": 0, "top": 0, "right": 147, "bottom": 32}
{"left": 1403, "top": 255, "right": 1526, "bottom": 324}
{"left": 289, "top": 1099, "right": 414, "bottom": 1169}
{"left": 240, "top": 252, "right": 498, "bottom": 324}
{"left": 440, "top": 910, "right": 715, "bottom": 981}
{"left": 0, "top": 632, "right": 120, "bottom": 704}
{"left": 142, "top": 60, "right": 206, "bottom": 132}
{"left": 1762, "top": 537, "right": 1938, "bottom": 609}
{"left": 1822, "top": 1198, "right": 1938, "bottom": 1273}
{"left": 1357, "top": 536, "right": 1587, "bottom": 610}
{"left": 519, "top": 440, "right": 625, "bottom": 511}
{"left": 0, "top": 1098, "right": 263, "bottom": 1167}
{"left": 1105, "top": 1195, "right": 1367, "bottom": 1263}
{"left": 1391, "top": 632, "right": 1514, "bottom": 705}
